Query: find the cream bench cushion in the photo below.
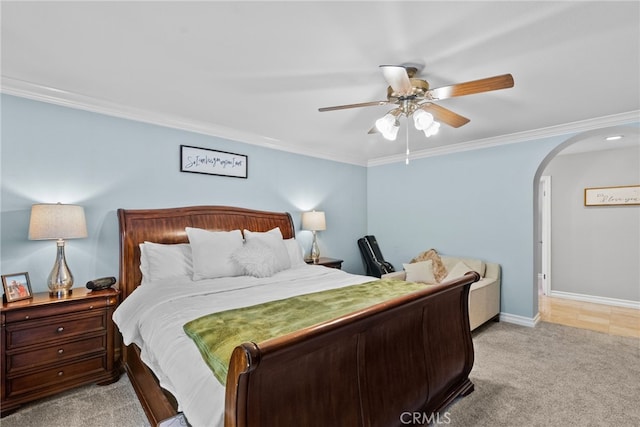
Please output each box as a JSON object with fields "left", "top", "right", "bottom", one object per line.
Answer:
{"left": 384, "top": 256, "right": 500, "bottom": 331}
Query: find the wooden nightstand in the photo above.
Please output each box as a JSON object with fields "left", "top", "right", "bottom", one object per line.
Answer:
{"left": 305, "top": 257, "right": 343, "bottom": 269}
{"left": 1, "top": 287, "right": 121, "bottom": 416}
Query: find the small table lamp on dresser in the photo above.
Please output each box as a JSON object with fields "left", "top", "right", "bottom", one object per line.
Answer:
{"left": 28, "top": 203, "right": 88, "bottom": 297}
{"left": 301, "top": 210, "right": 326, "bottom": 263}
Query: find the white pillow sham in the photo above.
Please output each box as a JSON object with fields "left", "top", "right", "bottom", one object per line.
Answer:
{"left": 185, "top": 227, "right": 244, "bottom": 280}
{"left": 139, "top": 242, "right": 193, "bottom": 283}
{"left": 284, "top": 238, "right": 306, "bottom": 266}
{"left": 243, "top": 228, "right": 291, "bottom": 272}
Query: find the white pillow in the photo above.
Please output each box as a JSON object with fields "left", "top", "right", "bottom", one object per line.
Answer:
{"left": 185, "top": 227, "right": 244, "bottom": 280}
{"left": 403, "top": 260, "right": 437, "bottom": 284}
{"left": 243, "top": 228, "right": 291, "bottom": 272}
{"left": 284, "top": 238, "right": 306, "bottom": 266}
{"left": 440, "top": 256, "right": 486, "bottom": 278}
{"left": 231, "top": 239, "right": 280, "bottom": 278}
{"left": 443, "top": 261, "right": 473, "bottom": 282}
{"left": 139, "top": 242, "right": 192, "bottom": 283}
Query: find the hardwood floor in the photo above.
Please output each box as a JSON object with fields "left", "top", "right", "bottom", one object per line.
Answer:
{"left": 539, "top": 294, "right": 640, "bottom": 338}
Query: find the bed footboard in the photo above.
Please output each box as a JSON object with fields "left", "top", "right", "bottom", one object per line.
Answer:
{"left": 225, "top": 272, "right": 479, "bottom": 427}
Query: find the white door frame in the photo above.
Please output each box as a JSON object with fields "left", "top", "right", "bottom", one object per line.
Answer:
{"left": 540, "top": 175, "right": 551, "bottom": 295}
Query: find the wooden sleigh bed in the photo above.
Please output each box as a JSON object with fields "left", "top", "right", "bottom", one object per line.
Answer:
{"left": 117, "top": 205, "right": 479, "bottom": 427}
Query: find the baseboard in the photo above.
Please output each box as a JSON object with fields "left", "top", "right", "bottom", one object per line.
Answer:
{"left": 499, "top": 312, "right": 539, "bottom": 328}
{"left": 549, "top": 290, "right": 640, "bottom": 310}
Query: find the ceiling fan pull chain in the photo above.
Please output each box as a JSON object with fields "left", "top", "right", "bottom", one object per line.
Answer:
{"left": 405, "top": 116, "right": 410, "bottom": 165}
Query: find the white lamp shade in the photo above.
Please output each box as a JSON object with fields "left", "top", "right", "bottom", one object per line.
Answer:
{"left": 301, "top": 211, "right": 326, "bottom": 231}
{"left": 28, "top": 203, "right": 88, "bottom": 240}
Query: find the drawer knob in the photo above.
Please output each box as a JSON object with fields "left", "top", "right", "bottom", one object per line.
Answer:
{"left": 58, "top": 348, "right": 64, "bottom": 354}
{"left": 57, "top": 326, "right": 65, "bottom": 333}
{"left": 89, "top": 305, "right": 94, "bottom": 309}
{"left": 57, "top": 371, "right": 64, "bottom": 376}
{"left": 24, "top": 315, "right": 30, "bottom": 320}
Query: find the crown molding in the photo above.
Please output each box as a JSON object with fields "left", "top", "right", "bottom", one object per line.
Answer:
{"left": 1, "top": 77, "right": 367, "bottom": 167}
{"left": 3, "top": 76, "right": 636, "bottom": 169}
{"left": 367, "top": 110, "right": 640, "bottom": 167}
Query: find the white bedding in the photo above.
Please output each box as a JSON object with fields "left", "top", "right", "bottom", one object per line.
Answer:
{"left": 113, "top": 264, "right": 373, "bottom": 427}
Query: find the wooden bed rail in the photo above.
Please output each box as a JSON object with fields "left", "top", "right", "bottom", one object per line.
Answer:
{"left": 225, "top": 272, "right": 479, "bottom": 427}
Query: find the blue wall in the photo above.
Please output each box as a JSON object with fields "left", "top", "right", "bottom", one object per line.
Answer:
{"left": 367, "top": 137, "right": 568, "bottom": 320}
{"left": 3, "top": 94, "right": 636, "bottom": 321}
{"left": 1, "top": 95, "right": 368, "bottom": 293}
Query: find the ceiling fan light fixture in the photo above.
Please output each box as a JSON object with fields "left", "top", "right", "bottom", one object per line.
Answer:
{"left": 383, "top": 123, "right": 400, "bottom": 141}
{"left": 423, "top": 121, "right": 440, "bottom": 137}
{"left": 375, "top": 113, "right": 400, "bottom": 140}
{"left": 413, "top": 109, "right": 434, "bottom": 131}
{"left": 319, "top": 65, "right": 514, "bottom": 144}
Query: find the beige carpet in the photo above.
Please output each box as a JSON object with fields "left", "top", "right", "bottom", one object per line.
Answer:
{"left": 1, "top": 374, "right": 150, "bottom": 427}
{"left": 446, "top": 321, "right": 640, "bottom": 426}
{"left": 2, "top": 321, "right": 638, "bottom": 426}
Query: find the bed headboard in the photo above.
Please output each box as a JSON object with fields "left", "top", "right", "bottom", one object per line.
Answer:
{"left": 118, "top": 205, "right": 295, "bottom": 301}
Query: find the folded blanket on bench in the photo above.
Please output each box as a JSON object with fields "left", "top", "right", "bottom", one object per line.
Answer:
{"left": 183, "top": 278, "right": 427, "bottom": 384}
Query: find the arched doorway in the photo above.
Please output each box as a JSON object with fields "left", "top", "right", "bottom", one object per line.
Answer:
{"left": 532, "top": 125, "right": 640, "bottom": 328}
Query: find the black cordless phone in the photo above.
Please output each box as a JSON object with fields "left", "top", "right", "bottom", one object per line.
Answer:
{"left": 86, "top": 276, "right": 116, "bottom": 291}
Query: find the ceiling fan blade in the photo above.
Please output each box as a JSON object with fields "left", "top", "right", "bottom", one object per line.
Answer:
{"left": 426, "top": 74, "right": 514, "bottom": 100}
{"left": 318, "top": 100, "right": 389, "bottom": 112}
{"left": 380, "top": 65, "right": 413, "bottom": 96}
{"left": 419, "top": 103, "right": 470, "bottom": 128}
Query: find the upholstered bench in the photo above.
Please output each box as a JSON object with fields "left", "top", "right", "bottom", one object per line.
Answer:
{"left": 383, "top": 254, "right": 501, "bottom": 331}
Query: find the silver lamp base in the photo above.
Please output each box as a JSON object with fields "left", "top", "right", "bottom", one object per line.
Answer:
{"left": 48, "top": 239, "right": 74, "bottom": 298}
{"left": 310, "top": 231, "right": 320, "bottom": 263}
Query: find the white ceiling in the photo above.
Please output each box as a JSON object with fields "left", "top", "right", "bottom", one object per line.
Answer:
{"left": 2, "top": 1, "right": 639, "bottom": 165}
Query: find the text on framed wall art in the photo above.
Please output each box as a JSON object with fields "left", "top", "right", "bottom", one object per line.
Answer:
{"left": 584, "top": 185, "right": 640, "bottom": 206}
{"left": 180, "top": 145, "right": 248, "bottom": 178}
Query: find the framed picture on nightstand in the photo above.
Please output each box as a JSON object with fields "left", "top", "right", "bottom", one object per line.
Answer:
{"left": 2, "top": 272, "right": 33, "bottom": 302}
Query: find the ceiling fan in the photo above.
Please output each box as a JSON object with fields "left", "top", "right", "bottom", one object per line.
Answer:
{"left": 319, "top": 65, "right": 514, "bottom": 141}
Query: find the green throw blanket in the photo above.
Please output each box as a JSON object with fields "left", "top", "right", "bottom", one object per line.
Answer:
{"left": 183, "top": 279, "right": 428, "bottom": 385}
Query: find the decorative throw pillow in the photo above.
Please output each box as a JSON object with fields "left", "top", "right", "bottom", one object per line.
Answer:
{"left": 231, "top": 239, "right": 280, "bottom": 278}
{"left": 440, "top": 256, "right": 486, "bottom": 278}
{"left": 185, "top": 227, "right": 244, "bottom": 280}
{"left": 139, "top": 242, "right": 192, "bottom": 283}
{"left": 403, "top": 260, "right": 437, "bottom": 284}
{"left": 410, "top": 249, "right": 447, "bottom": 283}
{"left": 443, "top": 261, "right": 473, "bottom": 282}
{"left": 243, "top": 228, "right": 291, "bottom": 272}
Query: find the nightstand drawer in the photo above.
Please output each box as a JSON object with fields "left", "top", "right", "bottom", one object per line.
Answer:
{"left": 6, "top": 355, "right": 106, "bottom": 398}
{"left": 4, "top": 297, "right": 112, "bottom": 323}
{"left": 6, "top": 312, "right": 106, "bottom": 349}
{"left": 7, "top": 335, "right": 106, "bottom": 373}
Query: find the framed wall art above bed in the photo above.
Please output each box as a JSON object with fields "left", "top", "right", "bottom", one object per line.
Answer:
{"left": 180, "top": 145, "right": 248, "bottom": 179}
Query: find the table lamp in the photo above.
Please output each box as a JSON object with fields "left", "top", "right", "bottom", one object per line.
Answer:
{"left": 301, "top": 210, "right": 326, "bottom": 263}
{"left": 28, "top": 203, "right": 88, "bottom": 297}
